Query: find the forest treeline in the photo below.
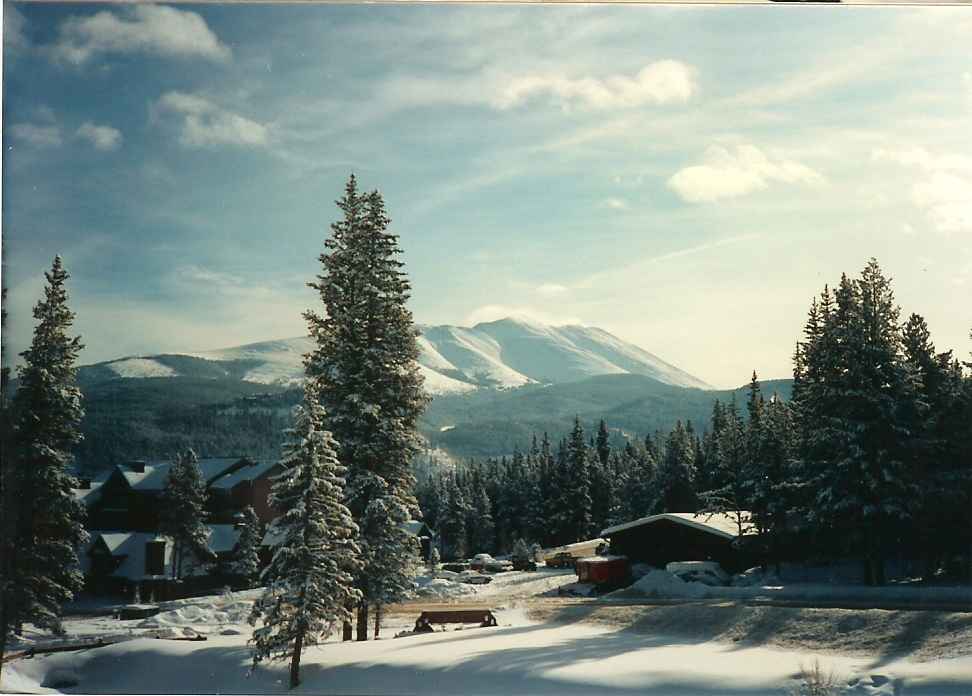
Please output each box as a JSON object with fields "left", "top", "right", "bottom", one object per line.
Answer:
{"left": 418, "top": 260, "right": 972, "bottom": 585}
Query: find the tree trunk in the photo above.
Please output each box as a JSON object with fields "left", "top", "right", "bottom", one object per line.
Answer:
{"left": 373, "top": 604, "right": 381, "bottom": 640}
{"left": 342, "top": 620, "right": 353, "bottom": 642}
{"left": 289, "top": 630, "right": 304, "bottom": 688}
{"left": 356, "top": 603, "right": 368, "bottom": 641}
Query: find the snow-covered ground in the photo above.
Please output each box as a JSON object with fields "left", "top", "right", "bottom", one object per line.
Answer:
{"left": 5, "top": 571, "right": 972, "bottom": 695}
{"left": 6, "top": 602, "right": 972, "bottom": 695}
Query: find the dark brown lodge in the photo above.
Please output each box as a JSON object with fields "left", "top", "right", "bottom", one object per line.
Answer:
{"left": 600, "top": 512, "right": 756, "bottom": 573}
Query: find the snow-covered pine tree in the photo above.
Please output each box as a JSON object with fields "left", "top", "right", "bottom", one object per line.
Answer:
{"left": 793, "top": 261, "right": 916, "bottom": 585}
{"left": 1, "top": 278, "right": 15, "bottom": 669}
{"left": 699, "top": 400, "right": 750, "bottom": 536}
{"left": 353, "top": 472, "right": 419, "bottom": 640}
{"left": 438, "top": 474, "right": 469, "bottom": 560}
{"left": 250, "top": 388, "right": 361, "bottom": 688}
{"left": 654, "top": 421, "right": 697, "bottom": 514}
{"left": 469, "top": 484, "right": 495, "bottom": 554}
{"left": 304, "top": 177, "right": 428, "bottom": 638}
{"left": 233, "top": 506, "right": 263, "bottom": 589}
{"left": 565, "top": 418, "right": 593, "bottom": 542}
{"left": 428, "top": 545, "right": 441, "bottom": 572}
{"left": 159, "top": 448, "right": 214, "bottom": 580}
{"left": 8, "top": 256, "right": 88, "bottom": 635}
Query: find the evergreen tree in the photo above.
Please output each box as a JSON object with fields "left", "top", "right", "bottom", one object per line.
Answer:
{"left": 654, "top": 421, "right": 697, "bottom": 513}
{"left": 304, "top": 176, "right": 429, "bottom": 637}
{"left": 438, "top": 474, "right": 469, "bottom": 560}
{"left": 159, "top": 448, "right": 214, "bottom": 580}
{"left": 469, "top": 484, "right": 495, "bottom": 553}
{"left": 565, "top": 418, "right": 593, "bottom": 542}
{"left": 793, "top": 261, "right": 917, "bottom": 584}
{"left": 250, "top": 388, "right": 361, "bottom": 688}
{"left": 355, "top": 472, "right": 419, "bottom": 639}
{"left": 8, "top": 257, "right": 88, "bottom": 634}
{"left": 595, "top": 419, "right": 611, "bottom": 468}
{"left": 1, "top": 276, "right": 16, "bottom": 668}
{"left": 233, "top": 506, "right": 263, "bottom": 589}
{"left": 699, "top": 400, "right": 750, "bottom": 535}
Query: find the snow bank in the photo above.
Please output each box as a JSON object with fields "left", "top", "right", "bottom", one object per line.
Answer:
{"left": 413, "top": 576, "right": 478, "bottom": 600}
{"left": 624, "top": 570, "right": 710, "bottom": 599}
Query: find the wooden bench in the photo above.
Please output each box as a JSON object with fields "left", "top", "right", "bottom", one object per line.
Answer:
{"left": 414, "top": 609, "right": 498, "bottom": 632}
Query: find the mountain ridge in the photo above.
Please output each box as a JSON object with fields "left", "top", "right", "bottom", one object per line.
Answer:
{"left": 79, "top": 317, "right": 713, "bottom": 393}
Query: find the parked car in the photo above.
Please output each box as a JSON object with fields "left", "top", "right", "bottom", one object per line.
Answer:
{"left": 458, "top": 570, "right": 492, "bottom": 585}
{"left": 484, "top": 559, "right": 513, "bottom": 573}
{"left": 469, "top": 553, "right": 496, "bottom": 571}
{"left": 665, "top": 561, "right": 730, "bottom": 586}
{"left": 545, "top": 552, "right": 576, "bottom": 569}
{"left": 441, "top": 562, "right": 470, "bottom": 573}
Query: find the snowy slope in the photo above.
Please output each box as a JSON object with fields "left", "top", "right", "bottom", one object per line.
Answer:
{"left": 79, "top": 318, "right": 711, "bottom": 394}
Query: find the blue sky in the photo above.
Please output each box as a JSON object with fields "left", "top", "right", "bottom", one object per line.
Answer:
{"left": 2, "top": 3, "right": 971, "bottom": 388}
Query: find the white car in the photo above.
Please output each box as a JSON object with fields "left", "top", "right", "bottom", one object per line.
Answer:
{"left": 665, "top": 561, "right": 730, "bottom": 586}
{"left": 458, "top": 570, "right": 493, "bottom": 585}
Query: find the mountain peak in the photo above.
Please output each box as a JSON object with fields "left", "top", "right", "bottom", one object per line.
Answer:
{"left": 80, "top": 321, "right": 712, "bottom": 393}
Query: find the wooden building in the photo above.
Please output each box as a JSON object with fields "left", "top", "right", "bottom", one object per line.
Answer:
{"left": 600, "top": 512, "right": 755, "bottom": 573}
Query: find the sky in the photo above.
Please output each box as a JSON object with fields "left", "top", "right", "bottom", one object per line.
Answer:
{"left": 2, "top": 3, "right": 971, "bottom": 389}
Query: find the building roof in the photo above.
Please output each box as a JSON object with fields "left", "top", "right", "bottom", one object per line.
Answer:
{"left": 84, "top": 524, "right": 240, "bottom": 581}
{"left": 72, "top": 477, "right": 108, "bottom": 506}
{"left": 119, "top": 458, "right": 245, "bottom": 491}
{"left": 209, "top": 459, "right": 278, "bottom": 490}
{"left": 207, "top": 524, "right": 242, "bottom": 554}
{"left": 600, "top": 512, "right": 754, "bottom": 541}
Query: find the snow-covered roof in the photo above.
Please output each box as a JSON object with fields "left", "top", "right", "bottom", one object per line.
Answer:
{"left": 84, "top": 532, "right": 173, "bottom": 581}
{"left": 207, "top": 524, "right": 242, "bottom": 554}
{"left": 209, "top": 460, "right": 278, "bottom": 490}
{"left": 120, "top": 458, "right": 244, "bottom": 491}
{"left": 84, "top": 524, "right": 240, "bottom": 581}
{"left": 600, "top": 512, "right": 754, "bottom": 540}
{"left": 72, "top": 478, "right": 107, "bottom": 506}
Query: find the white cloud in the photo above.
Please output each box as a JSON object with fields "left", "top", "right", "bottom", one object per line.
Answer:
{"left": 4, "top": 3, "right": 28, "bottom": 55}
{"left": 157, "top": 92, "right": 269, "bottom": 149}
{"left": 603, "top": 197, "right": 629, "bottom": 210}
{"left": 9, "top": 123, "right": 63, "bottom": 148}
{"left": 667, "top": 144, "right": 824, "bottom": 203}
{"left": 874, "top": 146, "right": 972, "bottom": 234}
{"left": 462, "top": 304, "right": 582, "bottom": 327}
{"left": 51, "top": 5, "right": 231, "bottom": 66}
{"left": 493, "top": 60, "right": 696, "bottom": 111}
{"left": 536, "top": 283, "right": 568, "bottom": 298}
{"left": 76, "top": 122, "right": 122, "bottom": 151}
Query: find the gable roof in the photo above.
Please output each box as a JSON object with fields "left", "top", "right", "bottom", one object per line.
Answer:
{"left": 209, "top": 459, "right": 279, "bottom": 490}
{"left": 600, "top": 512, "right": 754, "bottom": 541}
{"left": 84, "top": 524, "right": 241, "bottom": 581}
{"left": 119, "top": 458, "right": 245, "bottom": 491}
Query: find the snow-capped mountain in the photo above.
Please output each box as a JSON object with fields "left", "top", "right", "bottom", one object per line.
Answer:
{"left": 85, "top": 317, "right": 712, "bottom": 394}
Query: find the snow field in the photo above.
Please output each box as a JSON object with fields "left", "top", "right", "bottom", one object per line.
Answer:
{"left": 6, "top": 607, "right": 972, "bottom": 695}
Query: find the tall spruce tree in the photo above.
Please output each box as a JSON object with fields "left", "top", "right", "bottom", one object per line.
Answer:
{"left": 233, "top": 506, "right": 263, "bottom": 589}
{"left": 250, "top": 387, "right": 361, "bottom": 688}
{"left": 655, "top": 421, "right": 697, "bottom": 513}
{"left": 565, "top": 417, "right": 593, "bottom": 542}
{"left": 793, "top": 260, "right": 916, "bottom": 584}
{"left": 159, "top": 448, "right": 214, "bottom": 580}
{"left": 8, "top": 257, "right": 88, "bottom": 634}
{"left": 304, "top": 176, "right": 429, "bottom": 638}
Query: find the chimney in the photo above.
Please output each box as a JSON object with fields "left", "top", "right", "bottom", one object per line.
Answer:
{"left": 128, "top": 460, "right": 146, "bottom": 473}
{"left": 77, "top": 478, "right": 92, "bottom": 490}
